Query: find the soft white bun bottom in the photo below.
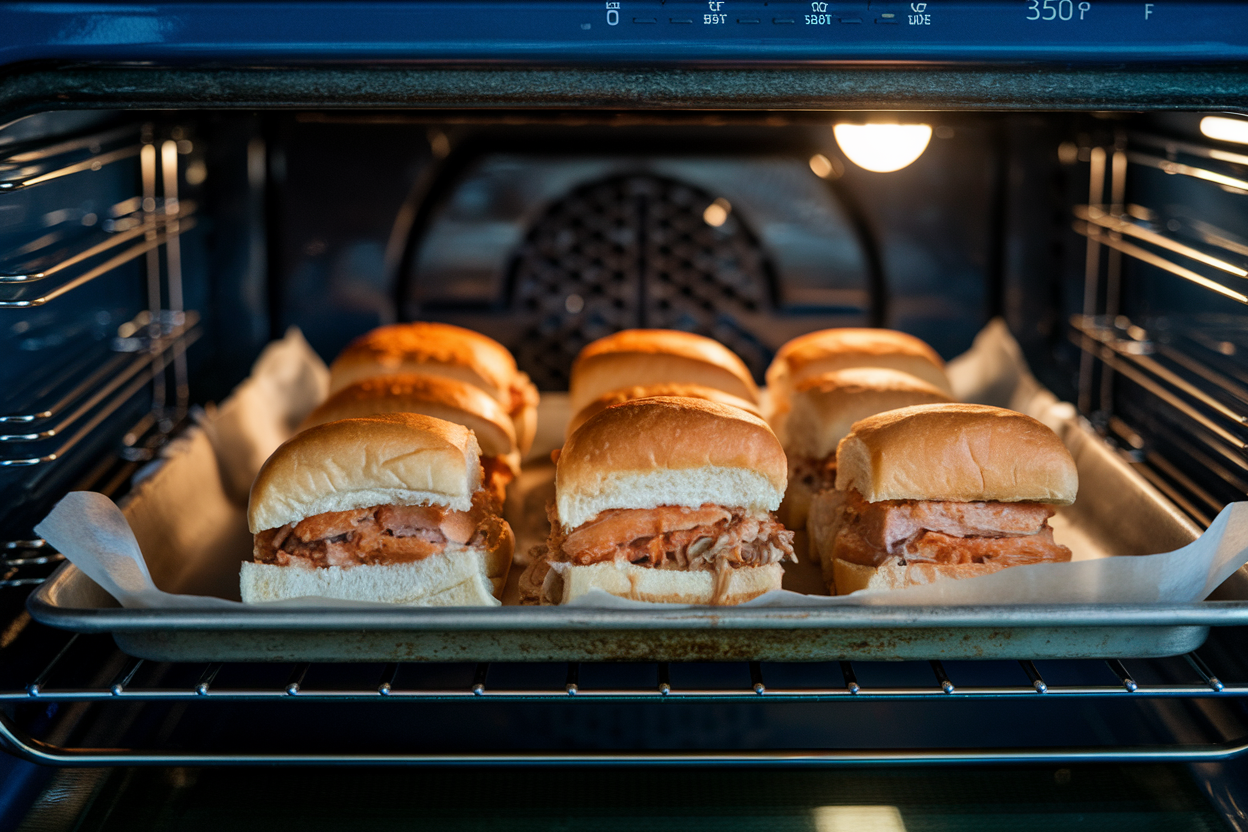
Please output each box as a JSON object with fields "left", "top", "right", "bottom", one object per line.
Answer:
{"left": 833, "top": 558, "right": 1007, "bottom": 595}
{"left": 558, "top": 466, "right": 781, "bottom": 531}
{"left": 541, "top": 560, "right": 782, "bottom": 606}
{"left": 240, "top": 544, "right": 507, "bottom": 606}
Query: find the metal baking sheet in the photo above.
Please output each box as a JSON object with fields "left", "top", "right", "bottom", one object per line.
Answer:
{"left": 27, "top": 416, "right": 1248, "bottom": 662}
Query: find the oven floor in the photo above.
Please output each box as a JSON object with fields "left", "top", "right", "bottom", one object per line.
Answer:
{"left": 13, "top": 764, "right": 1233, "bottom": 831}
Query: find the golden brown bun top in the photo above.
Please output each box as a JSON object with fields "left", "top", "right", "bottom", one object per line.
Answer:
{"left": 786, "top": 368, "right": 954, "bottom": 459}
{"left": 835, "top": 403, "right": 1078, "bottom": 505}
{"left": 567, "top": 383, "right": 762, "bottom": 437}
{"left": 766, "top": 328, "right": 950, "bottom": 395}
{"left": 569, "top": 329, "right": 760, "bottom": 410}
{"left": 557, "top": 396, "right": 787, "bottom": 528}
{"left": 248, "top": 412, "right": 482, "bottom": 533}
{"left": 329, "top": 322, "right": 519, "bottom": 397}
{"left": 301, "top": 373, "right": 517, "bottom": 463}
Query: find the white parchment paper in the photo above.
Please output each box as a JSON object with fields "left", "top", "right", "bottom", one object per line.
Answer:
{"left": 32, "top": 321, "right": 1248, "bottom": 609}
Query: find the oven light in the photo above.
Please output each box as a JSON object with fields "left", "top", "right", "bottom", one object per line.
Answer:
{"left": 833, "top": 123, "right": 932, "bottom": 173}
{"left": 813, "top": 805, "right": 907, "bottom": 831}
{"left": 1200, "top": 116, "right": 1248, "bottom": 145}
{"left": 703, "top": 198, "right": 731, "bottom": 227}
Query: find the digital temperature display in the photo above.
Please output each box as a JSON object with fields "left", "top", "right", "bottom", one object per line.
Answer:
{"left": 2, "top": 1, "right": 1248, "bottom": 67}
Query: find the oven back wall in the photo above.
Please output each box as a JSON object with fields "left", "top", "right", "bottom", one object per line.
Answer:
{"left": 268, "top": 116, "right": 999, "bottom": 379}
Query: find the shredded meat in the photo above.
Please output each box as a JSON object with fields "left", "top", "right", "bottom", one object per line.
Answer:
{"left": 833, "top": 489, "right": 1070, "bottom": 568}
{"left": 549, "top": 503, "right": 795, "bottom": 570}
{"left": 480, "top": 456, "right": 514, "bottom": 509}
{"left": 254, "top": 490, "right": 506, "bottom": 569}
{"left": 791, "top": 453, "right": 837, "bottom": 493}
{"left": 543, "top": 503, "right": 795, "bottom": 605}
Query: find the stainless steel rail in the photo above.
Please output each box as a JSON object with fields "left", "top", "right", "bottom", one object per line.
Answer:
{"left": 1130, "top": 130, "right": 1248, "bottom": 168}
{"left": 0, "top": 215, "right": 197, "bottom": 309}
{"left": 1070, "top": 317, "right": 1248, "bottom": 485}
{"left": 0, "top": 126, "right": 143, "bottom": 192}
{"left": 1, "top": 727, "right": 1246, "bottom": 767}
{"left": 0, "top": 318, "right": 200, "bottom": 467}
{"left": 1074, "top": 205, "right": 1248, "bottom": 280}
{"left": 0, "top": 201, "right": 195, "bottom": 287}
{"left": 1126, "top": 151, "right": 1248, "bottom": 195}
{"left": 0, "top": 314, "right": 199, "bottom": 444}
{"left": 0, "top": 349, "right": 133, "bottom": 425}
{"left": 6, "top": 655, "right": 1236, "bottom": 704}
{"left": 1071, "top": 316, "right": 1247, "bottom": 431}
{"left": 0, "top": 217, "right": 149, "bottom": 284}
{"left": 1074, "top": 219, "right": 1248, "bottom": 305}
{"left": 1072, "top": 131, "right": 1248, "bottom": 528}
{"left": 0, "top": 648, "right": 1244, "bottom": 765}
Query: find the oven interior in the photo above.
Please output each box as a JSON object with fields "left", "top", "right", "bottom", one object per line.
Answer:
{"left": 1, "top": 107, "right": 1248, "bottom": 826}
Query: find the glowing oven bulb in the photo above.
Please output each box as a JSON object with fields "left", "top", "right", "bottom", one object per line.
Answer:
{"left": 833, "top": 123, "right": 932, "bottom": 173}
{"left": 1200, "top": 116, "right": 1248, "bottom": 145}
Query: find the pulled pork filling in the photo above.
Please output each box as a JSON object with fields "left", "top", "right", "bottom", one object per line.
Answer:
{"left": 833, "top": 489, "right": 1071, "bottom": 568}
{"left": 791, "top": 452, "right": 837, "bottom": 493}
{"left": 549, "top": 503, "right": 795, "bottom": 571}
{"left": 480, "top": 456, "right": 514, "bottom": 507}
{"left": 254, "top": 490, "right": 506, "bottom": 569}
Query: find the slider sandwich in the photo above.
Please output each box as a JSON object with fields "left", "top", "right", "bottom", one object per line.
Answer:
{"left": 538, "top": 396, "right": 795, "bottom": 606}
{"left": 566, "top": 382, "right": 762, "bottom": 438}
{"left": 781, "top": 368, "right": 952, "bottom": 532}
{"left": 766, "top": 328, "right": 951, "bottom": 434}
{"left": 301, "top": 373, "right": 520, "bottom": 506}
{"left": 329, "top": 322, "right": 539, "bottom": 455}
{"left": 568, "top": 329, "right": 760, "bottom": 417}
{"left": 242, "top": 413, "right": 513, "bottom": 605}
{"left": 810, "top": 403, "right": 1076, "bottom": 595}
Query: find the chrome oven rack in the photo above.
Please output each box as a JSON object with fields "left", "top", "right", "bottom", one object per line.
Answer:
{"left": 1070, "top": 125, "right": 1248, "bottom": 527}
{"left": 0, "top": 120, "right": 200, "bottom": 574}
{"left": 1, "top": 620, "right": 1247, "bottom": 765}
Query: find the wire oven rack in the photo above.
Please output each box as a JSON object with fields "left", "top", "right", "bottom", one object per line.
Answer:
{"left": 1069, "top": 124, "right": 1248, "bottom": 526}
{"left": 1, "top": 614, "right": 1247, "bottom": 765}
{"left": 0, "top": 119, "right": 198, "bottom": 588}
{"left": 4, "top": 117, "right": 1248, "bottom": 769}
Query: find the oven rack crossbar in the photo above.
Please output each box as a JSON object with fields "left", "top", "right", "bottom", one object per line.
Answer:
{"left": 6, "top": 650, "right": 1236, "bottom": 704}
